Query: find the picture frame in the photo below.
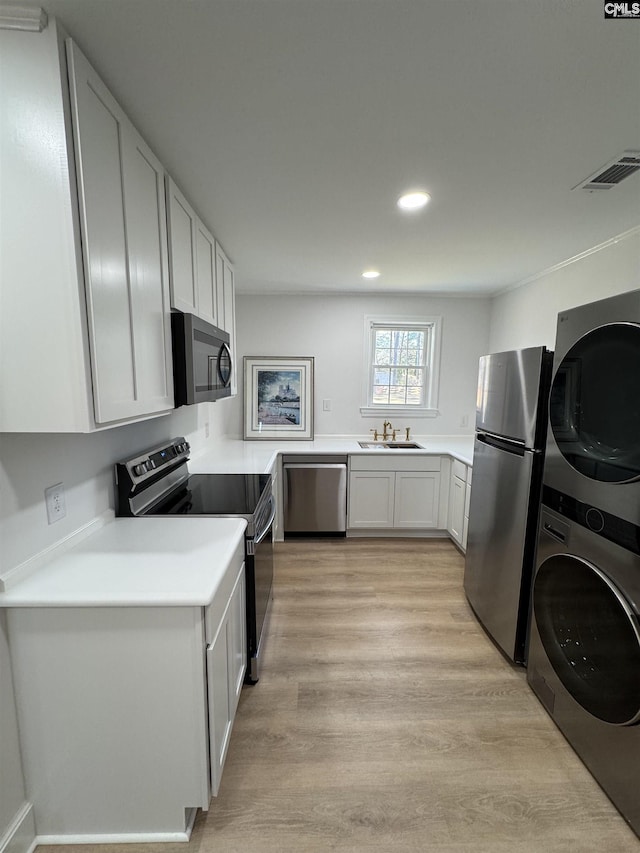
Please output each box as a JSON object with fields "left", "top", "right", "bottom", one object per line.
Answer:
{"left": 243, "top": 356, "right": 314, "bottom": 440}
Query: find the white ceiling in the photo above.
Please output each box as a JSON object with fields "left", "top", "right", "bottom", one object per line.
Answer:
{"left": 14, "top": 0, "right": 640, "bottom": 295}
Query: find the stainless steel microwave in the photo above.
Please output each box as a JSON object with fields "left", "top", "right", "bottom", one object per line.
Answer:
{"left": 171, "top": 312, "right": 232, "bottom": 406}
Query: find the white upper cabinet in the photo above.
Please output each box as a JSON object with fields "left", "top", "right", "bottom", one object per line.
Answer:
{"left": 195, "top": 221, "right": 217, "bottom": 326}
{"left": 0, "top": 21, "right": 173, "bottom": 431}
{"left": 215, "top": 242, "right": 237, "bottom": 395}
{"left": 166, "top": 176, "right": 218, "bottom": 328}
{"left": 68, "top": 41, "right": 174, "bottom": 424}
{"left": 166, "top": 177, "right": 198, "bottom": 314}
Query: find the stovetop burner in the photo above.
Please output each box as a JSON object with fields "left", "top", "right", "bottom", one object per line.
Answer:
{"left": 115, "top": 438, "right": 272, "bottom": 528}
{"left": 152, "top": 473, "right": 271, "bottom": 516}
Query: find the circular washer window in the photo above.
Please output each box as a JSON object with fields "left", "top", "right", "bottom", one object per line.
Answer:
{"left": 533, "top": 554, "right": 640, "bottom": 725}
{"left": 549, "top": 323, "right": 640, "bottom": 482}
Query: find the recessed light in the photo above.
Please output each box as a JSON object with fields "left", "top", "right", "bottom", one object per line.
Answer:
{"left": 397, "top": 191, "right": 430, "bottom": 211}
{"left": 362, "top": 270, "right": 380, "bottom": 279}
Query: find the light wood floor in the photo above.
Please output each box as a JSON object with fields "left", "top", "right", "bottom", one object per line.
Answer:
{"left": 40, "top": 539, "right": 639, "bottom": 852}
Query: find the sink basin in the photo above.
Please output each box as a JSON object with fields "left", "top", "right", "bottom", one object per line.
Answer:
{"left": 384, "top": 442, "right": 423, "bottom": 449}
{"left": 358, "top": 441, "right": 423, "bottom": 450}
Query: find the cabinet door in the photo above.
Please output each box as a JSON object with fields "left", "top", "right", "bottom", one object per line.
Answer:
{"left": 166, "top": 177, "right": 198, "bottom": 314}
{"left": 207, "top": 612, "right": 232, "bottom": 798}
{"left": 394, "top": 472, "right": 441, "bottom": 529}
{"left": 195, "top": 220, "right": 217, "bottom": 326}
{"left": 121, "top": 128, "right": 174, "bottom": 415}
{"left": 348, "top": 471, "right": 395, "bottom": 528}
{"left": 449, "top": 475, "right": 466, "bottom": 544}
{"left": 463, "top": 473, "right": 472, "bottom": 550}
{"left": 67, "top": 41, "right": 173, "bottom": 423}
{"left": 215, "top": 242, "right": 237, "bottom": 394}
{"left": 228, "top": 566, "right": 247, "bottom": 715}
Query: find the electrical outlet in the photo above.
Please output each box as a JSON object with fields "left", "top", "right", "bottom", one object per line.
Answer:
{"left": 323, "top": 399, "right": 332, "bottom": 412}
{"left": 205, "top": 421, "right": 210, "bottom": 438}
{"left": 460, "top": 414, "right": 469, "bottom": 428}
{"left": 45, "top": 482, "right": 66, "bottom": 524}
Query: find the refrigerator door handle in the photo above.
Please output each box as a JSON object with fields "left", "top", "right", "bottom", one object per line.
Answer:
{"left": 477, "top": 430, "right": 528, "bottom": 456}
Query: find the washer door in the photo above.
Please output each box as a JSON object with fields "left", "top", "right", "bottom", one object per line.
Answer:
{"left": 533, "top": 554, "right": 640, "bottom": 725}
{"left": 549, "top": 322, "right": 640, "bottom": 483}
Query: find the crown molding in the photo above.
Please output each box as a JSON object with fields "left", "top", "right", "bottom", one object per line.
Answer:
{"left": 0, "top": 5, "right": 48, "bottom": 32}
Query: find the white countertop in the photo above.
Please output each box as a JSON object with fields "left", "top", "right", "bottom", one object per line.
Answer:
{"left": 0, "top": 517, "right": 246, "bottom": 608}
{"left": 0, "top": 436, "right": 473, "bottom": 609}
{"left": 191, "top": 435, "right": 475, "bottom": 474}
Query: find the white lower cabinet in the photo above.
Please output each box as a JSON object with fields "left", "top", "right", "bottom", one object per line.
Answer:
{"left": 207, "top": 566, "right": 246, "bottom": 796}
{"left": 448, "top": 458, "right": 471, "bottom": 551}
{"left": 6, "top": 547, "right": 246, "bottom": 842}
{"left": 395, "top": 471, "right": 441, "bottom": 528}
{"left": 348, "top": 456, "right": 442, "bottom": 531}
{"left": 463, "top": 466, "right": 472, "bottom": 550}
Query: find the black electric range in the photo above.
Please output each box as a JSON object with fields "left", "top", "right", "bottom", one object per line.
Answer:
{"left": 115, "top": 437, "right": 275, "bottom": 683}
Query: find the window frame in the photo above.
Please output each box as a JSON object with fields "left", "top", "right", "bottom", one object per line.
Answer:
{"left": 360, "top": 315, "right": 442, "bottom": 418}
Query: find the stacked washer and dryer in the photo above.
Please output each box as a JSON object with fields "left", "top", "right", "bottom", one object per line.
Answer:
{"left": 527, "top": 289, "right": 640, "bottom": 837}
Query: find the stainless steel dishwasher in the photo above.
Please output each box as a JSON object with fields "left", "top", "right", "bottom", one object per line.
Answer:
{"left": 283, "top": 455, "right": 347, "bottom": 535}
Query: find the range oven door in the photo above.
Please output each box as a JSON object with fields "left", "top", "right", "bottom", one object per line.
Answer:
{"left": 245, "top": 495, "right": 276, "bottom": 684}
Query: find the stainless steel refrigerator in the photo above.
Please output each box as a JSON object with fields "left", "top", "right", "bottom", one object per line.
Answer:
{"left": 464, "top": 346, "right": 552, "bottom": 664}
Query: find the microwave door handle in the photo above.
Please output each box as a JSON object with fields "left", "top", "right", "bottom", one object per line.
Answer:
{"left": 207, "top": 355, "right": 215, "bottom": 390}
{"left": 220, "top": 342, "right": 232, "bottom": 387}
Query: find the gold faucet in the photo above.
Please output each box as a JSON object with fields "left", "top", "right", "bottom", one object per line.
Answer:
{"left": 382, "top": 421, "right": 393, "bottom": 441}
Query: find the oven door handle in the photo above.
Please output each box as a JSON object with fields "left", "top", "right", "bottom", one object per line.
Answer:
{"left": 254, "top": 496, "right": 276, "bottom": 545}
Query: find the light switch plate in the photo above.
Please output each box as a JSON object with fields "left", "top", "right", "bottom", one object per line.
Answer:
{"left": 45, "top": 482, "right": 66, "bottom": 524}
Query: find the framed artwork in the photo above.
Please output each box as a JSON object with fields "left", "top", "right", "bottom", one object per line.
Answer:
{"left": 243, "top": 356, "right": 314, "bottom": 440}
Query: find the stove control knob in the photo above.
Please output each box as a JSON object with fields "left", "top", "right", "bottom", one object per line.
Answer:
{"left": 147, "top": 458, "right": 156, "bottom": 469}
{"left": 133, "top": 462, "right": 148, "bottom": 477}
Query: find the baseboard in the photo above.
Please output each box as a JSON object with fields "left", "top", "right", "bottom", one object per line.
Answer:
{"left": 0, "top": 802, "right": 36, "bottom": 853}
{"left": 346, "top": 529, "right": 451, "bottom": 539}
{"left": 34, "top": 829, "right": 191, "bottom": 845}
{"left": 33, "top": 808, "right": 198, "bottom": 845}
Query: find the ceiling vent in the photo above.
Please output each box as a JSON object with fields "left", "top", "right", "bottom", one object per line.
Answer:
{"left": 574, "top": 151, "right": 640, "bottom": 191}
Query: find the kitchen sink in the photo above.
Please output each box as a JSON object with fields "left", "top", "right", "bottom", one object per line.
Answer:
{"left": 358, "top": 441, "right": 423, "bottom": 449}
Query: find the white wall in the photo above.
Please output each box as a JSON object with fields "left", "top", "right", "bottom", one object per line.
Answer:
{"left": 0, "top": 400, "right": 238, "bottom": 577}
{"left": 489, "top": 228, "right": 640, "bottom": 353}
{"left": 234, "top": 293, "right": 492, "bottom": 438}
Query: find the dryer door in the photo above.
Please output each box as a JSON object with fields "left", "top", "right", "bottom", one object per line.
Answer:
{"left": 533, "top": 553, "right": 640, "bottom": 726}
{"left": 549, "top": 322, "right": 640, "bottom": 483}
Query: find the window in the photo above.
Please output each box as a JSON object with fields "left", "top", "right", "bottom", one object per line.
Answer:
{"left": 361, "top": 316, "right": 442, "bottom": 417}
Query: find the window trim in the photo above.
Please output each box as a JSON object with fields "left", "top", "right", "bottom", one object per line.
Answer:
{"left": 360, "top": 315, "right": 442, "bottom": 418}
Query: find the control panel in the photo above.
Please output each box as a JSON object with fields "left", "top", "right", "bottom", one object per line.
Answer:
{"left": 542, "top": 485, "right": 640, "bottom": 556}
{"left": 129, "top": 441, "right": 190, "bottom": 478}
{"left": 121, "top": 438, "right": 190, "bottom": 481}
{"left": 115, "top": 438, "right": 191, "bottom": 517}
